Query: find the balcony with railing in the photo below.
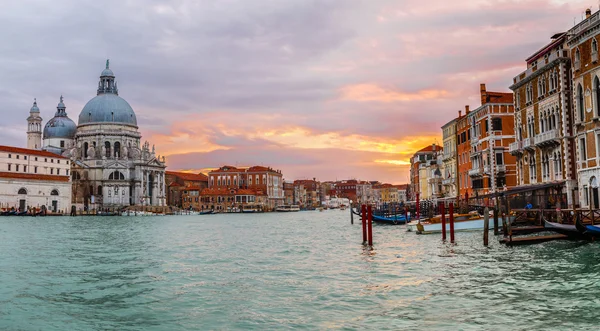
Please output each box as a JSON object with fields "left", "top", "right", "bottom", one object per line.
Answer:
{"left": 468, "top": 168, "right": 482, "bottom": 177}
{"left": 509, "top": 141, "right": 522, "bottom": 154}
{"left": 522, "top": 137, "right": 533, "bottom": 150}
{"left": 442, "top": 177, "right": 455, "bottom": 186}
{"left": 534, "top": 129, "right": 559, "bottom": 146}
{"left": 470, "top": 136, "right": 479, "bottom": 146}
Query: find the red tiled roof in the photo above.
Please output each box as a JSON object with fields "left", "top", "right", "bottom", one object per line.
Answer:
{"left": 166, "top": 171, "right": 208, "bottom": 181}
{"left": 183, "top": 186, "right": 202, "bottom": 191}
{"left": 210, "top": 166, "right": 243, "bottom": 173}
{"left": 0, "top": 171, "right": 69, "bottom": 182}
{"left": 0, "top": 145, "right": 66, "bottom": 159}
{"left": 247, "top": 166, "right": 270, "bottom": 172}
{"left": 169, "top": 182, "right": 182, "bottom": 187}
{"left": 200, "top": 187, "right": 266, "bottom": 196}
{"left": 416, "top": 144, "right": 443, "bottom": 153}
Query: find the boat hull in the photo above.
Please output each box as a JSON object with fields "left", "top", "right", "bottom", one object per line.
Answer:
{"left": 408, "top": 217, "right": 498, "bottom": 234}
{"left": 544, "top": 220, "right": 585, "bottom": 239}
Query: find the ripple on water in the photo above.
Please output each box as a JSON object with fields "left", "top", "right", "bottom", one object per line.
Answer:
{"left": 1, "top": 213, "right": 600, "bottom": 330}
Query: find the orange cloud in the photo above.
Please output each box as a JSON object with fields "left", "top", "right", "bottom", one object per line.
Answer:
{"left": 339, "top": 84, "right": 450, "bottom": 102}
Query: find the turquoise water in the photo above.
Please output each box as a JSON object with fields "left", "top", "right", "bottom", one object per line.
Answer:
{"left": 1, "top": 211, "right": 598, "bottom": 330}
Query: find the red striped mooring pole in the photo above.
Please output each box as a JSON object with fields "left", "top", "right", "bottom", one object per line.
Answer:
{"left": 361, "top": 204, "right": 367, "bottom": 243}
{"left": 367, "top": 204, "right": 373, "bottom": 246}
{"left": 449, "top": 202, "right": 455, "bottom": 243}
{"left": 440, "top": 202, "right": 446, "bottom": 241}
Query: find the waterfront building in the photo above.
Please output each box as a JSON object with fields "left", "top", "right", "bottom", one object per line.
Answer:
{"left": 441, "top": 118, "right": 458, "bottom": 198}
{"left": 509, "top": 32, "right": 576, "bottom": 207}
{"left": 395, "top": 184, "right": 408, "bottom": 203}
{"left": 293, "top": 179, "right": 320, "bottom": 208}
{"left": 199, "top": 187, "right": 267, "bottom": 211}
{"left": 283, "top": 181, "right": 294, "bottom": 205}
{"left": 66, "top": 61, "right": 167, "bottom": 209}
{"left": 207, "top": 165, "right": 284, "bottom": 209}
{"left": 0, "top": 146, "right": 71, "bottom": 212}
{"left": 356, "top": 181, "right": 375, "bottom": 204}
{"left": 457, "top": 106, "right": 473, "bottom": 199}
{"left": 332, "top": 179, "right": 358, "bottom": 202}
{"left": 165, "top": 171, "right": 209, "bottom": 208}
{"left": 409, "top": 144, "right": 442, "bottom": 200}
{"left": 566, "top": 9, "right": 600, "bottom": 208}
{"left": 467, "top": 84, "right": 516, "bottom": 198}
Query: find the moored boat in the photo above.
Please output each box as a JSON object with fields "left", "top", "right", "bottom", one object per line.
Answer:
{"left": 407, "top": 212, "right": 510, "bottom": 234}
{"left": 543, "top": 220, "right": 585, "bottom": 238}
{"left": 275, "top": 205, "right": 300, "bottom": 212}
{"left": 575, "top": 215, "right": 600, "bottom": 237}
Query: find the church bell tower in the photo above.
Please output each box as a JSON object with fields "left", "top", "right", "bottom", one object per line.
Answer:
{"left": 27, "top": 99, "right": 43, "bottom": 150}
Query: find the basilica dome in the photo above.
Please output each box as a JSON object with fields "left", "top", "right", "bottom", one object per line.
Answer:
{"left": 43, "top": 96, "right": 77, "bottom": 139}
{"left": 77, "top": 60, "right": 138, "bottom": 127}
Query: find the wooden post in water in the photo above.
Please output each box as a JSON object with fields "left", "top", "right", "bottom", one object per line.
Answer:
{"left": 416, "top": 193, "right": 420, "bottom": 221}
{"left": 440, "top": 202, "right": 446, "bottom": 241}
{"left": 449, "top": 203, "right": 455, "bottom": 243}
{"left": 483, "top": 206, "right": 489, "bottom": 246}
{"left": 361, "top": 204, "right": 367, "bottom": 244}
{"left": 493, "top": 207, "right": 499, "bottom": 235}
{"left": 350, "top": 202, "right": 354, "bottom": 224}
{"left": 367, "top": 205, "right": 373, "bottom": 246}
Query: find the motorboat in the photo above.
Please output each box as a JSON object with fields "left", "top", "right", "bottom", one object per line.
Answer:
{"left": 275, "top": 205, "right": 300, "bottom": 212}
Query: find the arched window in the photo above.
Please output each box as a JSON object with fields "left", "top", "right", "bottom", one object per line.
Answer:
{"left": 578, "top": 84, "right": 584, "bottom": 122}
{"left": 105, "top": 141, "right": 111, "bottom": 158}
{"left": 51, "top": 189, "right": 59, "bottom": 196}
{"left": 114, "top": 141, "right": 121, "bottom": 158}
{"left": 576, "top": 48, "right": 581, "bottom": 63}
{"left": 72, "top": 171, "right": 81, "bottom": 180}
{"left": 98, "top": 185, "right": 103, "bottom": 195}
{"left": 593, "top": 39, "right": 598, "bottom": 55}
{"left": 18, "top": 188, "right": 27, "bottom": 195}
{"left": 84, "top": 142, "right": 89, "bottom": 158}
{"left": 108, "top": 171, "right": 125, "bottom": 180}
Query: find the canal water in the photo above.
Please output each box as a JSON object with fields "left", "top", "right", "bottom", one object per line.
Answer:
{"left": 1, "top": 211, "right": 598, "bottom": 330}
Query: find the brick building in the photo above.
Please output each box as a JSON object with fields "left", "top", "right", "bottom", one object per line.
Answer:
{"left": 207, "top": 165, "right": 284, "bottom": 209}
{"left": 457, "top": 106, "right": 473, "bottom": 199}
{"left": 165, "top": 171, "right": 209, "bottom": 207}
{"left": 467, "top": 84, "right": 516, "bottom": 198}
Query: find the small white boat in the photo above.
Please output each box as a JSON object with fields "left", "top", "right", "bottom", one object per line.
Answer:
{"left": 275, "top": 205, "right": 300, "bottom": 212}
{"left": 407, "top": 215, "right": 516, "bottom": 234}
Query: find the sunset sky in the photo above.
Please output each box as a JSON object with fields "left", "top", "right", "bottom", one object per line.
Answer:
{"left": 0, "top": 0, "right": 591, "bottom": 183}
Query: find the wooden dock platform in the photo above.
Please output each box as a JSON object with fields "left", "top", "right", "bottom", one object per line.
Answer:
{"left": 500, "top": 234, "right": 569, "bottom": 246}
{"left": 503, "top": 225, "right": 546, "bottom": 235}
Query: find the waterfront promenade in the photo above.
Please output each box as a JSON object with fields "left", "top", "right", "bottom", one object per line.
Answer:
{"left": 1, "top": 212, "right": 599, "bottom": 330}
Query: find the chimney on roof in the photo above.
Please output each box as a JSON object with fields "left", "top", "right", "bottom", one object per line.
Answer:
{"left": 458, "top": 110, "right": 462, "bottom": 118}
{"left": 465, "top": 105, "right": 470, "bottom": 114}
{"left": 432, "top": 143, "right": 436, "bottom": 152}
{"left": 586, "top": 8, "right": 592, "bottom": 19}
{"left": 480, "top": 83, "right": 487, "bottom": 105}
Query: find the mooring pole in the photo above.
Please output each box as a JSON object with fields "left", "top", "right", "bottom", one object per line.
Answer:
{"left": 416, "top": 192, "right": 420, "bottom": 221}
{"left": 367, "top": 204, "right": 373, "bottom": 246}
{"left": 449, "top": 203, "right": 455, "bottom": 243}
{"left": 350, "top": 202, "right": 354, "bottom": 224}
{"left": 361, "top": 204, "right": 367, "bottom": 243}
{"left": 441, "top": 202, "right": 446, "bottom": 241}
{"left": 483, "top": 206, "right": 489, "bottom": 246}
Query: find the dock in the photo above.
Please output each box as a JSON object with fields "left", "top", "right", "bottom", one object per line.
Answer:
{"left": 500, "top": 234, "right": 569, "bottom": 246}
{"left": 503, "top": 225, "right": 545, "bottom": 235}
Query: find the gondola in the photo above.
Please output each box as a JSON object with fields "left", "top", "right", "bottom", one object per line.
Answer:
{"left": 351, "top": 208, "right": 407, "bottom": 225}
{"left": 543, "top": 220, "right": 586, "bottom": 239}
{"left": 575, "top": 214, "right": 600, "bottom": 237}
{"left": 15, "top": 210, "right": 28, "bottom": 216}
{"left": 199, "top": 210, "right": 215, "bottom": 215}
